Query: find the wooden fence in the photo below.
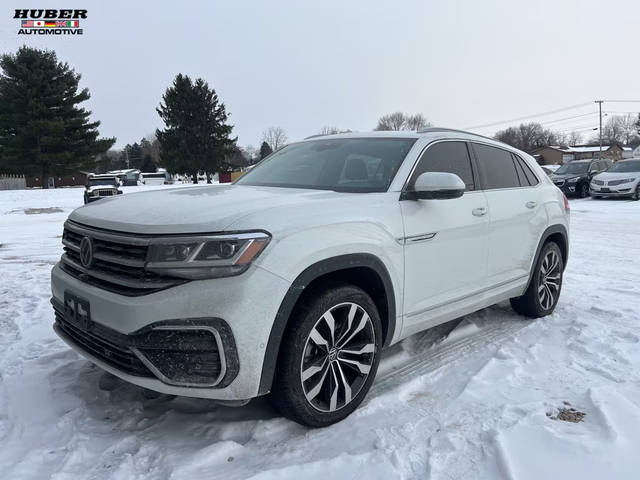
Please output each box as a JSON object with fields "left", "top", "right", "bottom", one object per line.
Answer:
{"left": 0, "top": 174, "right": 27, "bottom": 191}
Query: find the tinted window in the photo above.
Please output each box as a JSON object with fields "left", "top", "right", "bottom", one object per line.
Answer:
{"left": 473, "top": 143, "right": 520, "bottom": 189}
{"left": 236, "top": 138, "right": 416, "bottom": 193}
{"left": 408, "top": 141, "right": 475, "bottom": 190}
{"left": 512, "top": 154, "right": 539, "bottom": 186}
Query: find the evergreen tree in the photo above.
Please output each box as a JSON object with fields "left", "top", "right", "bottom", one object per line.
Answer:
{"left": 260, "top": 141, "right": 273, "bottom": 159}
{"left": 0, "top": 46, "right": 115, "bottom": 187}
{"left": 156, "top": 74, "right": 236, "bottom": 183}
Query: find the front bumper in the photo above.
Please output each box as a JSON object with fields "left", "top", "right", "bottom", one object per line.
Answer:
{"left": 590, "top": 184, "right": 636, "bottom": 197}
{"left": 51, "top": 262, "right": 291, "bottom": 400}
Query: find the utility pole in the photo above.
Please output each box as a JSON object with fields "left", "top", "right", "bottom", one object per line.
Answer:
{"left": 595, "top": 100, "right": 603, "bottom": 159}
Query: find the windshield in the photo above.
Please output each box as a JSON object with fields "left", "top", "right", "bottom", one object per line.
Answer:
{"left": 606, "top": 160, "right": 640, "bottom": 173}
{"left": 554, "top": 163, "right": 589, "bottom": 175}
{"left": 88, "top": 178, "right": 117, "bottom": 186}
{"left": 235, "top": 137, "right": 417, "bottom": 192}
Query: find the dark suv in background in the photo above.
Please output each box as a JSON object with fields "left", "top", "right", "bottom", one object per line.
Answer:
{"left": 550, "top": 159, "right": 612, "bottom": 198}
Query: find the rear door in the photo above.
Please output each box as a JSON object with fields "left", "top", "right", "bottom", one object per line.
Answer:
{"left": 471, "top": 143, "right": 547, "bottom": 286}
{"left": 400, "top": 140, "right": 489, "bottom": 335}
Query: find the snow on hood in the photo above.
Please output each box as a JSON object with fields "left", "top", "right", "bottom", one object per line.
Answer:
{"left": 69, "top": 184, "right": 351, "bottom": 234}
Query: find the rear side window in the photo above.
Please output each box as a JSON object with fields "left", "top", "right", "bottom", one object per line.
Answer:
{"left": 512, "top": 154, "right": 539, "bottom": 186}
{"left": 408, "top": 141, "right": 475, "bottom": 190}
{"left": 473, "top": 143, "right": 520, "bottom": 189}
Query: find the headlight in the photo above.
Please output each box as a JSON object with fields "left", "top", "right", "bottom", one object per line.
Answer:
{"left": 146, "top": 231, "right": 270, "bottom": 279}
{"left": 619, "top": 178, "right": 637, "bottom": 184}
{"left": 567, "top": 177, "right": 579, "bottom": 183}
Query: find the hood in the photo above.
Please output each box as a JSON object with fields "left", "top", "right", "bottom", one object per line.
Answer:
{"left": 592, "top": 171, "right": 640, "bottom": 181}
{"left": 86, "top": 185, "right": 119, "bottom": 192}
{"left": 69, "top": 185, "right": 354, "bottom": 234}
{"left": 550, "top": 173, "right": 586, "bottom": 181}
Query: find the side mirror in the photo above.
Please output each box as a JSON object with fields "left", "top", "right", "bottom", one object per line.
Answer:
{"left": 403, "top": 172, "right": 466, "bottom": 200}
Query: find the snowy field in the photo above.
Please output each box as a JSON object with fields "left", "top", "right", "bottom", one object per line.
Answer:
{"left": 1, "top": 185, "right": 640, "bottom": 480}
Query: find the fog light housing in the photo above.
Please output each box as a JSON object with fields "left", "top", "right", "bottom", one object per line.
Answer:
{"left": 132, "top": 326, "right": 226, "bottom": 387}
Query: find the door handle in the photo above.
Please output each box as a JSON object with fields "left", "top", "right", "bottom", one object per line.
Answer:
{"left": 472, "top": 207, "right": 487, "bottom": 217}
{"left": 525, "top": 201, "right": 537, "bottom": 209}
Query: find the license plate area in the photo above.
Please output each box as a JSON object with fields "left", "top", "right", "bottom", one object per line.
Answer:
{"left": 64, "top": 292, "right": 91, "bottom": 330}
{"left": 601, "top": 187, "right": 610, "bottom": 193}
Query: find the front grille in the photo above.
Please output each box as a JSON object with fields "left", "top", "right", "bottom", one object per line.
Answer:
{"left": 608, "top": 179, "right": 630, "bottom": 186}
{"left": 94, "top": 189, "right": 116, "bottom": 196}
{"left": 53, "top": 304, "right": 152, "bottom": 377}
{"left": 593, "top": 179, "right": 605, "bottom": 185}
{"left": 61, "top": 221, "right": 187, "bottom": 296}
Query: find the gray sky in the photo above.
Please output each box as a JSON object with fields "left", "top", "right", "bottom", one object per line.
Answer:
{"left": 2, "top": 0, "right": 639, "bottom": 149}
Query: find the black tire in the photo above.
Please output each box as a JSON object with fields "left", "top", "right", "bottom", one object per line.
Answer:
{"left": 510, "top": 241, "right": 564, "bottom": 318}
{"left": 578, "top": 182, "right": 589, "bottom": 198}
{"left": 270, "top": 282, "right": 382, "bottom": 427}
{"left": 632, "top": 184, "right": 640, "bottom": 201}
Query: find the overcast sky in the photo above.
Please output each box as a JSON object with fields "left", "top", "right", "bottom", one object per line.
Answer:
{"left": 2, "top": 0, "right": 639, "bottom": 149}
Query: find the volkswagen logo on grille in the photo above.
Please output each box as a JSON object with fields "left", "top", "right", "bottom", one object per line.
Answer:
{"left": 79, "top": 236, "right": 94, "bottom": 268}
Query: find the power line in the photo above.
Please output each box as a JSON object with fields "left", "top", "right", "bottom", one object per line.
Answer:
{"left": 464, "top": 102, "right": 593, "bottom": 130}
{"left": 602, "top": 100, "right": 640, "bottom": 103}
{"left": 538, "top": 112, "right": 598, "bottom": 126}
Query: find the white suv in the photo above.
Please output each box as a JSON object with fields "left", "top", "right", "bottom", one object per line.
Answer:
{"left": 51, "top": 129, "right": 570, "bottom": 427}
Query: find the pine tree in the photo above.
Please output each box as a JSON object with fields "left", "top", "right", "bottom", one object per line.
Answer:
{"left": 0, "top": 47, "right": 115, "bottom": 187}
{"left": 260, "top": 141, "right": 273, "bottom": 159}
{"left": 156, "top": 74, "right": 236, "bottom": 183}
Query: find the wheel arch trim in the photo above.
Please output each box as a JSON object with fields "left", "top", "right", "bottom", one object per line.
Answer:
{"left": 524, "top": 224, "right": 569, "bottom": 293}
{"left": 257, "top": 253, "right": 396, "bottom": 395}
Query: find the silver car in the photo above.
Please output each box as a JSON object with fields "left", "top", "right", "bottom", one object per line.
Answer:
{"left": 590, "top": 159, "right": 640, "bottom": 200}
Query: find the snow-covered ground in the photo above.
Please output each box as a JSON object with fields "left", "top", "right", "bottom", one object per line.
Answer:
{"left": 1, "top": 186, "right": 640, "bottom": 480}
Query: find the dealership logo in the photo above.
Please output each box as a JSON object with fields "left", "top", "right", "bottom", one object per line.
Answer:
{"left": 14, "top": 9, "right": 86, "bottom": 36}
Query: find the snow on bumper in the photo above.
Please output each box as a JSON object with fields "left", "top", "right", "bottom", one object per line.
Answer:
{"left": 50, "top": 262, "right": 291, "bottom": 400}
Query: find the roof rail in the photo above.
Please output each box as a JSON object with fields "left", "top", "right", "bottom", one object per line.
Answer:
{"left": 416, "top": 127, "right": 496, "bottom": 142}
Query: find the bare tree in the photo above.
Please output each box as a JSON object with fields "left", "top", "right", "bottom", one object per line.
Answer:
{"left": 262, "top": 126, "right": 288, "bottom": 151}
{"left": 405, "top": 113, "right": 430, "bottom": 130}
{"left": 566, "top": 131, "right": 583, "bottom": 146}
{"left": 318, "top": 126, "right": 352, "bottom": 135}
{"left": 495, "top": 122, "right": 564, "bottom": 152}
{"left": 375, "top": 112, "right": 431, "bottom": 131}
{"left": 593, "top": 115, "right": 638, "bottom": 145}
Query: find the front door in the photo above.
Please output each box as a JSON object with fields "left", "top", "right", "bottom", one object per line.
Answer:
{"left": 401, "top": 140, "right": 489, "bottom": 336}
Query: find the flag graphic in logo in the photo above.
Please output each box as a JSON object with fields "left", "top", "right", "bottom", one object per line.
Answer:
{"left": 56, "top": 20, "right": 79, "bottom": 28}
{"left": 44, "top": 21, "right": 56, "bottom": 28}
{"left": 21, "top": 20, "right": 34, "bottom": 27}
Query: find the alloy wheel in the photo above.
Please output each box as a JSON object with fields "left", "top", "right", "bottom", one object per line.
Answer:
{"left": 300, "top": 302, "right": 376, "bottom": 412}
{"left": 538, "top": 249, "right": 561, "bottom": 310}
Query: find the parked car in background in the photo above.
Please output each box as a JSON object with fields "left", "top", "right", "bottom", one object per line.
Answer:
{"left": 141, "top": 170, "right": 170, "bottom": 185}
{"left": 83, "top": 174, "right": 122, "bottom": 204}
{"left": 590, "top": 159, "right": 640, "bottom": 200}
{"left": 541, "top": 166, "right": 555, "bottom": 176}
{"left": 549, "top": 159, "right": 612, "bottom": 198}
{"left": 107, "top": 169, "right": 141, "bottom": 186}
{"left": 52, "top": 129, "right": 569, "bottom": 427}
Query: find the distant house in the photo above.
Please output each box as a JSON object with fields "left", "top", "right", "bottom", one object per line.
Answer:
{"left": 26, "top": 171, "right": 88, "bottom": 188}
{"left": 531, "top": 145, "right": 625, "bottom": 165}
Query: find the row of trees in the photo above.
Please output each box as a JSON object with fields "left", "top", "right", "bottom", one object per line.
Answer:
{"left": 495, "top": 114, "right": 640, "bottom": 153}
{"left": 3, "top": 45, "right": 638, "bottom": 187}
